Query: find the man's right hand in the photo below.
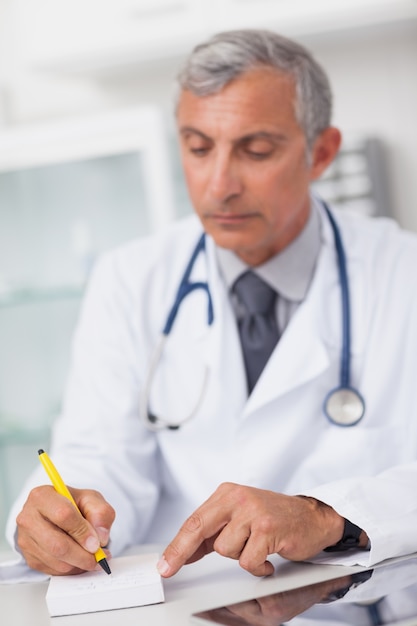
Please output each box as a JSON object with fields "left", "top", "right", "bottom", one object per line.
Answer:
{"left": 16, "top": 485, "right": 115, "bottom": 575}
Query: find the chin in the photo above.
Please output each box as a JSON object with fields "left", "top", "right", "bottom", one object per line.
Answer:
{"left": 210, "top": 232, "right": 247, "bottom": 253}
{"left": 206, "top": 224, "right": 253, "bottom": 248}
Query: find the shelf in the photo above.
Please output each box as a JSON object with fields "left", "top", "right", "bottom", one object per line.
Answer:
{"left": 0, "top": 285, "right": 84, "bottom": 309}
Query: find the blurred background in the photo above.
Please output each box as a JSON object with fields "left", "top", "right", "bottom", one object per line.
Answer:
{"left": 1, "top": 0, "right": 417, "bottom": 552}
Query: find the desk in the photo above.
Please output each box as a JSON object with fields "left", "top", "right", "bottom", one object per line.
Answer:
{"left": 1, "top": 546, "right": 369, "bottom": 626}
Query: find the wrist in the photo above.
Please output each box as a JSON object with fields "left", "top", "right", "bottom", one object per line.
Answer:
{"left": 296, "top": 496, "right": 345, "bottom": 550}
{"left": 324, "top": 517, "right": 369, "bottom": 552}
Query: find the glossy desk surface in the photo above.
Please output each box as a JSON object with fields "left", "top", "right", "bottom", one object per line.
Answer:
{"left": 0, "top": 545, "right": 370, "bottom": 626}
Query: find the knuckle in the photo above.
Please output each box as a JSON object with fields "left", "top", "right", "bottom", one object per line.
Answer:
{"left": 29, "top": 485, "right": 50, "bottom": 505}
{"left": 256, "top": 514, "right": 275, "bottom": 535}
{"left": 16, "top": 509, "right": 27, "bottom": 530}
{"left": 218, "top": 482, "right": 248, "bottom": 504}
{"left": 82, "top": 488, "right": 105, "bottom": 505}
{"left": 49, "top": 537, "right": 70, "bottom": 560}
{"left": 28, "top": 485, "right": 41, "bottom": 499}
{"left": 104, "top": 502, "right": 116, "bottom": 525}
{"left": 78, "top": 490, "right": 116, "bottom": 524}
{"left": 216, "top": 481, "right": 236, "bottom": 495}
{"left": 279, "top": 538, "right": 297, "bottom": 559}
{"left": 105, "top": 501, "right": 115, "bottom": 518}
{"left": 212, "top": 536, "right": 229, "bottom": 557}
{"left": 238, "top": 554, "right": 253, "bottom": 572}
{"left": 216, "top": 482, "right": 249, "bottom": 508}
{"left": 182, "top": 512, "right": 203, "bottom": 534}
{"left": 54, "top": 502, "right": 77, "bottom": 526}
{"left": 233, "top": 484, "right": 249, "bottom": 503}
{"left": 16, "top": 529, "right": 30, "bottom": 553}
{"left": 16, "top": 501, "right": 37, "bottom": 533}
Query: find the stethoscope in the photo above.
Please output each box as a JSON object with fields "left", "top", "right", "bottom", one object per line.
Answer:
{"left": 140, "top": 202, "right": 365, "bottom": 431}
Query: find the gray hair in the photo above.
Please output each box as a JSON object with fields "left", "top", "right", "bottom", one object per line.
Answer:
{"left": 177, "top": 29, "right": 333, "bottom": 151}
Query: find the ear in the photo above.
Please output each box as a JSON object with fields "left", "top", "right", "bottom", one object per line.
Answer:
{"left": 309, "top": 127, "right": 342, "bottom": 181}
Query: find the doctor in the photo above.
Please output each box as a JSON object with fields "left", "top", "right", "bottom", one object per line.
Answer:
{"left": 9, "top": 29, "right": 417, "bottom": 578}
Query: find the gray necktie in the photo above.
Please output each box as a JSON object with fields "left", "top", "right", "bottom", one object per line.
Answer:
{"left": 233, "top": 271, "right": 279, "bottom": 394}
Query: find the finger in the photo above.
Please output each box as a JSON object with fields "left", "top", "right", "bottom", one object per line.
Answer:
{"left": 22, "top": 532, "right": 90, "bottom": 576}
{"left": 40, "top": 491, "right": 101, "bottom": 555}
{"left": 17, "top": 507, "right": 98, "bottom": 575}
{"left": 72, "top": 488, "right": 115, "bottom": 546}
{"left": 238, "top": 530, "right": 275, "bottom": 577}
{"left": 213, "top": 521, "right": 250, "bottom": 560}
{"left": 31, "top": 535, "right": 111, "bottom": 576}
{"left": 158, "top": 502, "right": 230, "bottom": 577}
{"left": 178, "top": 531, "right": 222, "bottom": 566}
{"left": 157, "top": 512, "right": 214, "bottom": 577}
{"left": 17, "top": 486, "right": 105, "bottom": 574}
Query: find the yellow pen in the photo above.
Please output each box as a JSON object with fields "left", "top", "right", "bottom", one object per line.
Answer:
{"left": 38, "top": 449, "right": 111, "bottom": 575}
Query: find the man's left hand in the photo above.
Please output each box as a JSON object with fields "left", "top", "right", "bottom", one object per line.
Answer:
{"left": 157, "top": 482, "right": 345, "bottom": 578}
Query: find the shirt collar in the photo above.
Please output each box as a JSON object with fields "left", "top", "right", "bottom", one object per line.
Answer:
{"left": 216, "top": 197, "right": 323, "bottom": 302}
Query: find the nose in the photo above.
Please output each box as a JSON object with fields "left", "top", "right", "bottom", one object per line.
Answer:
{"left": 208, "top": 152, "right": 242, "bottom": 203}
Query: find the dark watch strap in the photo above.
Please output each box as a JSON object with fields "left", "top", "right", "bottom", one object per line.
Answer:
{"left": 324, "top": 518, "right": 363, "bottom": 552}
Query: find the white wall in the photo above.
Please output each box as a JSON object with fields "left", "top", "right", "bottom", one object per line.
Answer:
{"left": 1, "top": 5, "right": 416, "bottom": 230}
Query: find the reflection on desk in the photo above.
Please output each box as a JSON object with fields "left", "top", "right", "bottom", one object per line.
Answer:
{"left": 192, "top": 555, "right": 417, "bottom": 626}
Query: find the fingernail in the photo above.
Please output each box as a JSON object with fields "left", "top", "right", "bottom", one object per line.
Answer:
{"left": 96, "top": 527, "right": 110, "bottom": 546}
{"left": 85, "top": 536, "right": 100, "bottom": 553}
{"left": 156, "top": 556, "right": 170, "bottom": 576}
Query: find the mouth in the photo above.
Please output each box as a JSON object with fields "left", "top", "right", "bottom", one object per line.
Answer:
{"left": 207, "top": 212, "right": 257, "bottom": 224}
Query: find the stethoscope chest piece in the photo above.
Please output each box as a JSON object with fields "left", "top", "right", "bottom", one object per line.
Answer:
{"left": 324, "top": 387, "right": 365, "bottom": 427}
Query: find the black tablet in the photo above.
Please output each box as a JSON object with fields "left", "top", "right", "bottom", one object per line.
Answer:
{"left": 191, "top": 555, "right": 417, "bottom": 625}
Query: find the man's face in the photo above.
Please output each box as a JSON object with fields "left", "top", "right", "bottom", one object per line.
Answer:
{"left": 176, "top": 67, "right": 339, "bottom": 266}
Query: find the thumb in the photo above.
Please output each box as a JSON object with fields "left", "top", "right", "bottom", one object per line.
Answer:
{"left": 71, "top": 487, "right": 115, "bottom": 548}
{"left": 54, "top": 496, "right": 101, "bottom": 554}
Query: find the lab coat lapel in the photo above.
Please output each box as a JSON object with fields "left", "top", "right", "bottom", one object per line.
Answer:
{"left": 243, "top": 231, "right": 339, "bottom": 418}
{"left": 200, "top": 236, "right": 246, "bottom": 383}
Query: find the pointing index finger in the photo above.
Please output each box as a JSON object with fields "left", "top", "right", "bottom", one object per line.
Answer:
{"left": 157, "top": 508, "right": 227, "bottom": 577}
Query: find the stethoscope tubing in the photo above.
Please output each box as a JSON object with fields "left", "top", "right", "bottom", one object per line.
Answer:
{"left": 322, "top": 204, "right": 351, "bottom": 388}
{"left": 162, "top": 233, "right": 214, "bottom": 336}
{"left": 142, "top": 201, "right": 365, "bottom": 429}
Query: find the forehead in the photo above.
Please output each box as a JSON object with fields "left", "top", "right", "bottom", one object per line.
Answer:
{"left": 176, "top": 67, "right": 300, "bottom": 137}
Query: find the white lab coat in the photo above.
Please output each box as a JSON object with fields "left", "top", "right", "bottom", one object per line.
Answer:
{"left": 7, "top": 204, "right": 417, "bottom": 567}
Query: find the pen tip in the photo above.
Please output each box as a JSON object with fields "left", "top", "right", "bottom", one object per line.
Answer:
{"left": 38, "top": 449, "right": 44, "bottom": 455}
{"left": 99, "top": 558, "right": 112, "bottom": 575}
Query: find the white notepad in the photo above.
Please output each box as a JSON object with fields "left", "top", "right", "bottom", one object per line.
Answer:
{"left": 45, "top": 552, "right": 164, "bottom": 616}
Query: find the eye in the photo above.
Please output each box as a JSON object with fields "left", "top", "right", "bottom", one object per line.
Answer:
{"left": 189, "top": 146, "right": 210, "bottom": 157}
{"left": 246, "top": 149, "right": 273, "bottom": 160}
{"left": 180, "top": 130, "right": 212, "bottom": 157}
{"left": 243, "top": 139, "right": 275, "bottom": 160}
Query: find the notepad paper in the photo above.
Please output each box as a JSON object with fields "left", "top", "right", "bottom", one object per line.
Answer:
{"left": 45, "top": 553, "right": 164, "bottom": 616}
